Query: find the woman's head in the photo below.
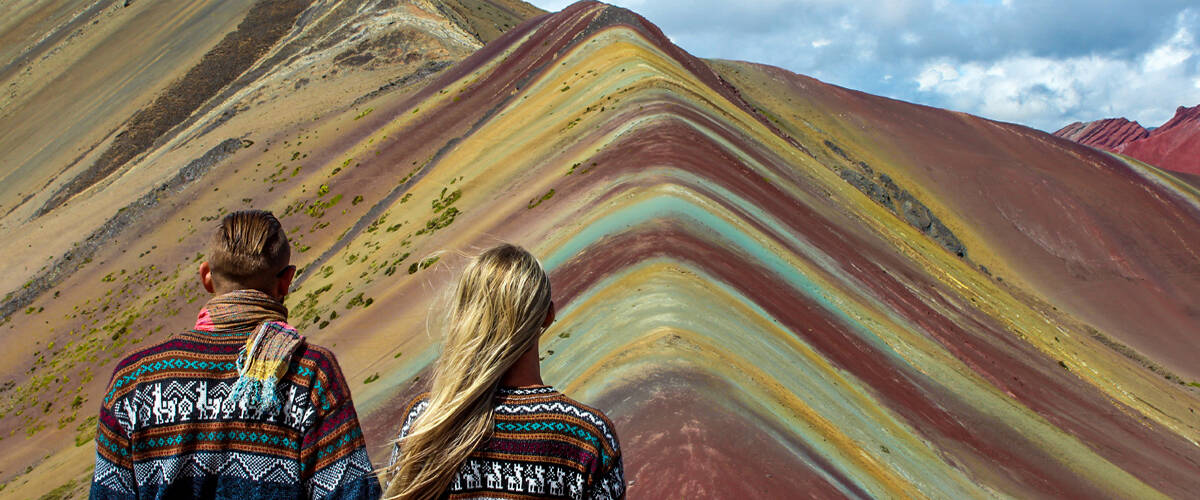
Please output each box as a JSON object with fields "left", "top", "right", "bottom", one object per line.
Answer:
{"left": 443, "top": 244, "right": 552, "bottom": 374}
{"left": 385, "top": 243, "right": 553, "bottom": 499}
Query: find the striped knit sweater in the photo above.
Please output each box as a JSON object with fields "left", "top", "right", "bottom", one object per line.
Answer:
{"left": 389, "top": 386, "right": 625, "bottom": 499}
{"left": 90, "top": 297, "right": 381, "bottom": 500}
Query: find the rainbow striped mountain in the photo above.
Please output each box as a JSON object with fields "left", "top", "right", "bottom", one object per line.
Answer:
{"left": 1, "top": 1, "right": 1197, "bottom": 497}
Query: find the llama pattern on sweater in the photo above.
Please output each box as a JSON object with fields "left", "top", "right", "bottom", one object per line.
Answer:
{"left": 389, "top": 385, "right": 624, "bottom": 499}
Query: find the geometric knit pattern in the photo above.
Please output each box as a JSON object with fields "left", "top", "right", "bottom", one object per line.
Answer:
{"left": 90, "top": 301, "right": 382, "bottom": 500}
{"left": 388, "top": 385, "right": 624, "bottom": 500}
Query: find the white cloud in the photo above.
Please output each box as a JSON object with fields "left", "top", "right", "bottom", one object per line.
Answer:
{"left": 915, "top": 62, "right": 958, "bottom": 91}
{"left": 912, "top": 11, "right": 1199, "bottom": 130}
{"left": 1144, "top": 25, "right": 1194, "bottom": 71}
{"left": 527, "top": 1, "right": 1200, "bottom": 131}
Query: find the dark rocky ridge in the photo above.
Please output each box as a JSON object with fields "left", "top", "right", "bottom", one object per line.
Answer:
{"left": 825, "top": 140, "right": 968, "bottom": 258}
{"left": 34, "top": 0, "right": 313, "bottom": 218}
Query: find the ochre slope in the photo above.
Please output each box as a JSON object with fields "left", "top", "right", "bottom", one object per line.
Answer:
{"left": 0, "top": 0, "right": 259, "bottom": 219}
{"left": 1, "top": 1, "right": 1198, "bottom": 498}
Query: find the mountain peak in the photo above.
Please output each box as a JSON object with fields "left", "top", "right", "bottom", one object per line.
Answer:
{"left": 1052, "top": 118, "right": 1148, "bottom": 150}
{"left": 1054, "top": 104, "right": 1200, "bottom": 175}
{"left": 1154, "top": 104, "right": 1200, "bottom": 134}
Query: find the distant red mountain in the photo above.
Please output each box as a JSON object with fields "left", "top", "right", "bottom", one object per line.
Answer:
{"left": 1053, "top": 118, "right": 1148, "bottom": 149}
{"left": 1054, "top": 105, "right": 1200, "bottom": 175}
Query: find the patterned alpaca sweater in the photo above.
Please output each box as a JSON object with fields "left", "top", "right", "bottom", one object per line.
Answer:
{"left": 90, "top": 292, "right": 381, "bottom": 500}
{"left": 389, "top": 386, "right": 625, "bottom": 499}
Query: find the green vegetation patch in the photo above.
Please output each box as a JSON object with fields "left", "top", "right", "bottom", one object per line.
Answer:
{"left": 305, "top": 194, "right": 343, "bottom": 218}
{"left": 408, "top": 256, "right": 440, "bottom": 275}
{"left": 528, "top": 189, "right": 555, "bottom": 209}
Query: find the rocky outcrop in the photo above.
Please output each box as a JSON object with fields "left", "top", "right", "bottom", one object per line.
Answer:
{"left": 33, "top": 0, "right": 315, "bottom": 218}
{"left": 829, "top": 140, "right": 968, "bottom": 258}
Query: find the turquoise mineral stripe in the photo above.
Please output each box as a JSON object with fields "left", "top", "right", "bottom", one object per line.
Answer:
{"left": 542, "top": 188, "right": 907, "bottom": 362}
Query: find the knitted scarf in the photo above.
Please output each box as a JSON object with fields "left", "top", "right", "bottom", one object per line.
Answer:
{"left": 196, "top": 290, "right": 304, "bottom": 414}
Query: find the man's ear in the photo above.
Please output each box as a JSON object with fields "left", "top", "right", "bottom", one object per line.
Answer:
{"left": 199, "top": 261, "right": 216, "bottom": 293}
{"left": 275, "top": 265, "right": 296, "bottom": 298}
{"left": 542, "top": 300, "right": 556, "bottom": 328}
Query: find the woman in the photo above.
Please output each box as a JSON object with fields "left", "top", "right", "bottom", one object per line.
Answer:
{"left": 383, "top": 244, "right": 625, "bottom": 500}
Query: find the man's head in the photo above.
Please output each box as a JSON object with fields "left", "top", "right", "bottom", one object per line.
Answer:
{"left": 199, "top": 210, "right": 295, "bottom": 298}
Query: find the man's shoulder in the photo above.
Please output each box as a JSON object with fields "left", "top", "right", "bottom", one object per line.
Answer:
{"left": 110, "top": 334, "right": 203, "bottom": 377}
{"left": 295, "top": 341, "right": 336, "bottom": 362}
{"left": 102, "top": 332, "right": 236, "bottom": 405}
{"left": 293, "top": 341, "right": 344, "bottom": 377}
{"left": 290, "top": 341, "right": 358, "bottom": 412}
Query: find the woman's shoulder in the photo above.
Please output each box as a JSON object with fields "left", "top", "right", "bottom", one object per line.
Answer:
{"left": 497, "top": 386, "right": 621, "bottom": 453}
{"left": 399, "top": 391, "right": 431, "bottom": 439}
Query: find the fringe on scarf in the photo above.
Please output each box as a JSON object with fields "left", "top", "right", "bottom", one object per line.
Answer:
{"left": 229, "top": 321, "right": 304, "bottom": 414}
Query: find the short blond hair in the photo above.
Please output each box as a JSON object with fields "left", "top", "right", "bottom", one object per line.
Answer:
{"left": 209, "top": 210, "right": 290, "bottom": 285}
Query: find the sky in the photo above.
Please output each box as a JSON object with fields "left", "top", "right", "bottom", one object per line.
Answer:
{"left": 529, "top": 0, "right": 1200, "bottom": 132}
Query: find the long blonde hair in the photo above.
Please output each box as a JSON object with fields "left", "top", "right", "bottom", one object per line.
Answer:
{"left": 384, "top": 244, "right": 553, "bottom": 499}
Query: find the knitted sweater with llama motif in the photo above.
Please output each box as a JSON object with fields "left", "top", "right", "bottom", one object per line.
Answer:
{"left": 90, "top": 290, "right": 381, "bottom": 500}
{"left": 388, "top": 385, "right": 624, "bottom": 499}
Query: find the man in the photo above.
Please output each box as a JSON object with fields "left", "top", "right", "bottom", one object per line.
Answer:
{"left": 90, "top": 210, "right": 382, "bottom": 499}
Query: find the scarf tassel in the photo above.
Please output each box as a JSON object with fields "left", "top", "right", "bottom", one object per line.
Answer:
{"left": 230, "top": 321, "right": 302, "bottom": 414}
{"left": 229, "top": 375, "right": 283, "bottom": 414}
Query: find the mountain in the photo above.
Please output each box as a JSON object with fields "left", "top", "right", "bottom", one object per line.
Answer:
{"left": 1053, "top": 118, "right": 1149, "bottom": 149}
{"left": 1118, "top": 105, "right": 1200, "bottom": 175}
{"left": 1055, "top": 105, "right": 1200, "bottom": 175}
{"left": 2, "top": 1, "right": 1199, "bottom": 498}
